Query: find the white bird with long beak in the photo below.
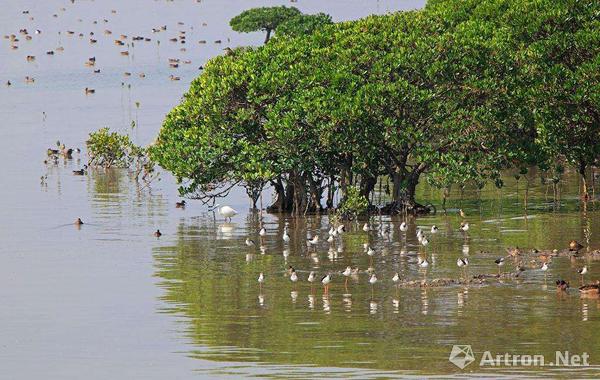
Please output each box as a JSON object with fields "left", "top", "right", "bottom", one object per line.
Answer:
{"left": 282, "top": 228, "right": 290, "bottom": 243}
{"left": 337, "top": 225, "right": 345, "bottom": 234}
{"left": 421, "top": 236, "right": 429, "bottom": 246}
{"left": 369, "top": 273, "right": 378, "bottom": 285}
{"left": 245, "top": 238, "right": 255, "bottom": 247}
{"left": 392, "top": 272, "right": 400, "bottom": 284}
{"left": 460, "top": 222, "right": 470, "bottom": 232}
{"left": 327, "top": 235, "right": 334, "bottom": 243}
{"left": 418, "top": 257, "right": 430, "bottom": 268}
{"left": 259, "top": 227, "right": 266, "bottom": 236}
{"left": 363, "top": 223, "right": 370, "bottom": 232}
{"left": 431, "top": 225, "right": 439, "bottom": 234}
{"left": 215, "top": 205, "right": 237, "bottom": 221}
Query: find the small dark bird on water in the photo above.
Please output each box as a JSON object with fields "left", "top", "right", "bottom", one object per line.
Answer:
{"left": 75, "top": 218, "right": 84, "bottom": 225}
{"left": 154, "top": 229, "right": 162, "bottom": 237}
{"left": 175, "top": 200, "right": 186, "bottom": 208}
{"left": 556, "top": 279, "right": 569, "bottom": 291}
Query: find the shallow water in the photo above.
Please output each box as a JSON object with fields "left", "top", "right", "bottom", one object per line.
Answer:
{"left": 1, "top": 0, "right": 600, "bottom": 378}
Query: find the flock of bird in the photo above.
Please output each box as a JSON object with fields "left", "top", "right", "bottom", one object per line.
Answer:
{"left": 3, "top": 2, "right": 225, "bottom": 90}
{"left": 203, "top": 205, "right": 600, "bottom": 298}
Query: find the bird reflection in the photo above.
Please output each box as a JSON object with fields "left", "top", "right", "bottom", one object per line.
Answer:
{"left": 291, "top": 290, "right": 298, "bottom": 303}
{"left": 217, "top": 223, "right": 235, "bottom": 238}
{"left": 260, "top": 245, "right": 267, "bottom": 255}
{"left": 258, "top": 294, "right": 265, "bottom": 307}
{"left": 343, "top": 294, "right": 352, "bottom": 312}
{"left": 282, "top": 248, "right": 290, "bottom": 261}
{"left": 421, "top": 289, "right": 429, "bottom": 315}
{"left": 392, "top": 298, "right": 400, "bottom": 313}
{"left": 370, "top": 300, "right": 378, "bottom": 314}
{"left": 308, "top": 294, "right": 315, "bottom": 309}
{"left": 322, "top": 295, "right": 331, "bottom": 313}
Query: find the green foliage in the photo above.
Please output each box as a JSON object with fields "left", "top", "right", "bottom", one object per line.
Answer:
{"left": 276, "top": 13, "right": 333, "bottom": 37}
{"left": 87, "top": 128, "right": 156, "bottom": 181}
{"left": 154, "top": 0, "right": 600, "bottom": 212}
{"left": 338, "top": 186, "right": 369, "bottom": 218}
{"left": 230, "top": 6, "right": 301, "bottom": 42}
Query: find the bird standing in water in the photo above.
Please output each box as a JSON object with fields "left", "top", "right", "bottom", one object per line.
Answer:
{"left": 289, "top": 268, "right": 298, "bottom": 290}
{"left": 457, "top": 257, "right": 469, "bottom": 280}
{"left": 578, "top": 266, "right": 588, "bottom": 285}
{"left": 258, "top": 272, "right": 264, "bottom": 291}
{"left": 321, "top": 273, "right": 331, "bottom": 295}
{"left": 495, "top": 257, "right": 505, "bottom": 275}
{"left": 369, "top": 273, "right": 377, "bottom": 298}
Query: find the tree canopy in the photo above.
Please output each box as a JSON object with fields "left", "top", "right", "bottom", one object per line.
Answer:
{"left": 229, "top": 6, "right": 301, "bottom": 43}
{"left": 152, "top": 0, "right": 600, "bottom": 214}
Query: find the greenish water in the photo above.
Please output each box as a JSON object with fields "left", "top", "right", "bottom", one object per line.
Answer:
{"left": 154, "top": 169, "right": 600, "bottom": 377}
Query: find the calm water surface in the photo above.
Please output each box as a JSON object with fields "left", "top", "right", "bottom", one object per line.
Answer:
{"left": 1, "top": 0, "right": 600, "bottom": 378}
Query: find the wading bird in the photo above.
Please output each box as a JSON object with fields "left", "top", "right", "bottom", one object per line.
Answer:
{"left": 321, "top": 273, "right": 331, "bottom": 295}
{"left": 495, "top": 257, "right": 505, "bottom": 275}
{"left": 578, "top": 266, "right": 588, "bottom": 285}
{"left": 457, "top": 257, "right": 469, "bottom": 280}
{"left": 215, "top": 205, "right": 237, "bottom": 221}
